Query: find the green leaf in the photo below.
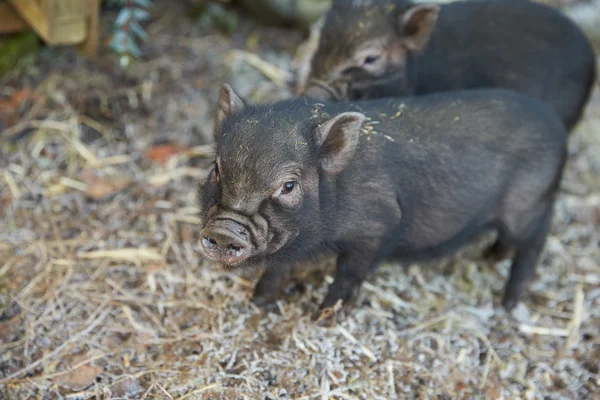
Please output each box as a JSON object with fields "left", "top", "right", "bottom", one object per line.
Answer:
{"left": 133, "top": 8, "right": 150, "bottom": 21}
{"left": 127, "top": 36, "right": 142, "bottom": 57}
{"left": 133, "top": 0, "right": 152, "bottom": 8}
{"left": 129, "top": 20, "right": 148, "bottom": 41}
{"left": 109, "top": 31, "right": 129, "bottom": 53}
{"left": 115, "top": 8, "right": 132, "bottom": 25}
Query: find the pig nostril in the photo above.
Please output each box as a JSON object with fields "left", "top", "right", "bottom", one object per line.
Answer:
{"left": 203, "top": 237, "right": 217, "bottom": 247}
{"left": 227, "top": 244, "right": 242, "bottom": 252}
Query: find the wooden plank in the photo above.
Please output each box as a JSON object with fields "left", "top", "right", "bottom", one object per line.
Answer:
{"left": 8, "top": 0, "right": 88, "bottom": 45}
{"left": 0, "top": 3, "right": 29, "bottom": 33}
{"left": 43, "top": 0, "right": 86, "bottom": 44}
{"left": 7, "top": 0, "right": 51, "bottom": 43}
{"left": 78, "top": 0, "right": 100, "bottom": 56}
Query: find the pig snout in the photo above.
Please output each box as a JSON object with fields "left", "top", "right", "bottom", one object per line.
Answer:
{"left": 200, "top": 219, "right": 250, "bottom": 265}
{"left": 304, "top": 79, "right": 347, "bottom": 101}
{"left": 305, "top": 83, "right": 336, "bottom": 101}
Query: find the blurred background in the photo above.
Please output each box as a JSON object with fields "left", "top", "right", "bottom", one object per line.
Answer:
{"left": 0, "top": 1, "right": 599, "bottom": 399}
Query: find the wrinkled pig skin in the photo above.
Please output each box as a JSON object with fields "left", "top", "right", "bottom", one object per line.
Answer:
{"left": 197, "top": 84, "right": 568, "bottom": 313}
{"left": 306, "top": 0, "right": 596, "bottom": 131}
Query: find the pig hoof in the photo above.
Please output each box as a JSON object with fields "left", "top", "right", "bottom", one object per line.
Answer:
{"left": 502, "top": 286, "right": 524, "bottom": 311}
{"left": 502, "top": 279, "right": 533, "bottom": 311}
{"left": 250, "top": 293, "right": 280, "bottom": 312}
{"left": 320, "top": 285, "right": 358, "bottom": 312}
{"left": 502, "top": 295, "right": 518, "bottom": 311}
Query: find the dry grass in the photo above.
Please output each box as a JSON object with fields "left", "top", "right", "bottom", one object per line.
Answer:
{"left": 1, "top": 1, "right": 599, "bottom": 399}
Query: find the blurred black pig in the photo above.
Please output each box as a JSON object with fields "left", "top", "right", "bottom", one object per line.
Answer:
{"left": 305, "top": 0, "right": 596, "bottom": 131}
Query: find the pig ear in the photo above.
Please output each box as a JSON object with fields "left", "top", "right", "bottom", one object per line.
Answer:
{"left": 315, "top": 112, "right": 366, "bottom": 174}
{"left": 214, "top": 84, "right": 245, "bottom": 140}
{"left": 396, "top": 4, "right": 440, "bottom": 51}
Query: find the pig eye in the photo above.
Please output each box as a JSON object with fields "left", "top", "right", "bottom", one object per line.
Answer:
{"left": 363, "top": 55, "right": 380, "bottom": 65}
{"left": 280, "top": 181, "right": 296, "bottom": 195}
{"left": 210, "top": 161, "right": 220, "bottom": 183}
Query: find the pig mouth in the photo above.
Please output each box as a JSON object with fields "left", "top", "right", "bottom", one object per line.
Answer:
{"left": 304, "top": 79, "right": 346, "bottom": 101}
{"left": 347, "top": 71, "right": 407, "bottom": 99}
{"left": 347, "top": 80, "right": 382, "bottom": 99}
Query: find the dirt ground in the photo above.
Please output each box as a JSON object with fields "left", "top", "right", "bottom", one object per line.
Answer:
{"left": 0, "top": 1, "right": 599, "bottom": 399}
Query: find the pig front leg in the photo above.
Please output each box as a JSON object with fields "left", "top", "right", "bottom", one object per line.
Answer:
{"left": 320, "top": 241, "right": 381, "bottom": 311}
{"left": 251, "top": 263, "right": 294, "bottom": 309}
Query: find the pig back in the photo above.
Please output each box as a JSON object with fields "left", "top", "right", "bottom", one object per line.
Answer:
{"left": 413, "top": 0, "right": 596, "bottom": 130}
{"left": 326, "top": 89, "right": 567, "bottom": 254}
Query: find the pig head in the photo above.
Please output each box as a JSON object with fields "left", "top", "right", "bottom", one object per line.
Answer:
{"left": 305, "top": 0, "right": 439, "bottom": 101}
{"left": 197, "top": 84, "right": 366, "bottom": 271}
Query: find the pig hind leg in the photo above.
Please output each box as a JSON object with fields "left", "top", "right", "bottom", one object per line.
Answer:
{"left": 498, "top": 200, "right": 554, "bottom": 310}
